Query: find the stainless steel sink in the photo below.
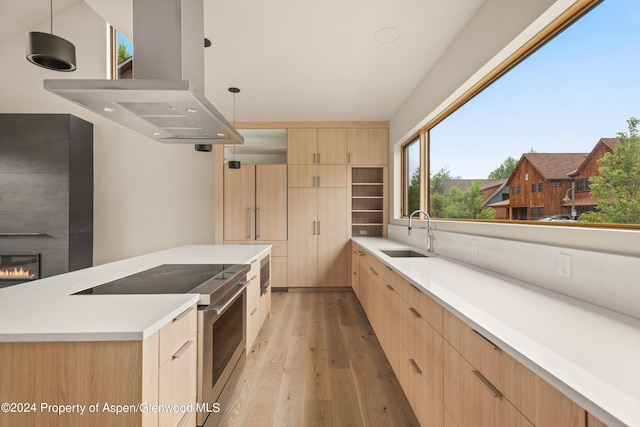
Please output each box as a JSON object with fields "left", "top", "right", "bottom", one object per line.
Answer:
{"left": 381, "top": 249, "right": 429, "bottom": 258}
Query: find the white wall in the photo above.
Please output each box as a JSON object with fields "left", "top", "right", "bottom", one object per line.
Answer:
{"left": 0, "top": 2, "right": 217, "bottom": 265}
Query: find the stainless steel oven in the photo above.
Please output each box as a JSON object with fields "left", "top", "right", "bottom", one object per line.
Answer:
{"left": 197, "top": 271, "right": 249, "bottom": 427}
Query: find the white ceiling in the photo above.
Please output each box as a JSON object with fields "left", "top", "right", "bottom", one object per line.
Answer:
{"left": 1, "top": 0, "right": 486, "bottom": 122}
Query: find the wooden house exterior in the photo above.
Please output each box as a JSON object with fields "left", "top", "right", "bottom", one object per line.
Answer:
{"left": 565, "top": 138, "right": 618, "bottom": 214}
{"left": 506, "top": 153, "right": 588, "bottom": 220}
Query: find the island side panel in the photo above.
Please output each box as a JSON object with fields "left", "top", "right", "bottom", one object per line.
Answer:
{"left": 0, "top": 340, "right": 147, "bottom": 427}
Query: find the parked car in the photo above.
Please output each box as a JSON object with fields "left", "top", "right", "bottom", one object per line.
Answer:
{"left": 537, "top": 214, "right": 576, "bottom": 222}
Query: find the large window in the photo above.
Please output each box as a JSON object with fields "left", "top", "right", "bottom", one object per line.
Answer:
{"left": 403, "top": 137, "right": 421, "bottom": 216}
{"left": 403, "top": 0, "right": 639, "bottom": 226}
{"left": 109, "top": 26, "right": 133, "bottom": 80}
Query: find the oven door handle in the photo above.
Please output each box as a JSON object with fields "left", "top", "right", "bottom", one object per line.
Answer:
{"left": 205, "top": 280, "right": 250, "bottom": 315}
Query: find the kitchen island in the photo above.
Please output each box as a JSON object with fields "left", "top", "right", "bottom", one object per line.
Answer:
{"left": 352, "top": 237, "right": 640, "bottom": 427}
{"left": 0, "top": 244, "right": 271, "bottom": 427}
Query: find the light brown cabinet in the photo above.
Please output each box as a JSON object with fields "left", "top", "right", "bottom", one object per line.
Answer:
{"left": 224, "top": 164, "right": 287, "bottom": 241}
{"left": 443, "top": 310, "right": 585, "bottom": 427}
{"left": 287, "top": 128, "right": 349, "bottom": 288}
{"left": 287, "top": 128, "right": 347, "bottom": 164}
{"left": 347, "top": 128, "right": 388, "bottom": 165}
{"left": 352, "top": 245, "right": 589, "bottom": 427}
{"left": 0, "top": 304, "right": 198, "bottom": 427}
{"left": 246, "top": 258, "right": 261, "bottom": 351}
{"left": 288, "top": 187, "right": 348, "bottom": 287}
{"left": 350, "top": 241, "right": 362, "bottom": 297}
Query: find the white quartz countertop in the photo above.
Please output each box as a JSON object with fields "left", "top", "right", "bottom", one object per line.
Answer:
{"left": 352, "top": 237, "right": 640, "bottom": 427}
{"left": 0, "top": 245, "right": 270, "bottom": 343}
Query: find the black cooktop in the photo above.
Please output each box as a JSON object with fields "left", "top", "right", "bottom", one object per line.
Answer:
{"left": 73, "top": 264, "right": 238, "bottom": 295}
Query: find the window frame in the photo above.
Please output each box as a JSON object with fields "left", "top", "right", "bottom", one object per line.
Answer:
{"left": 401, "top": 132, "right": 427, "bottom": 217}
{"left": 395, "top": 0, "right": 640, "bottom": 231}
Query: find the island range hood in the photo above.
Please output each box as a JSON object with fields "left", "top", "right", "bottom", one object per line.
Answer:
{"left": 44, "top": 0, "right": 243, "bottom": 147}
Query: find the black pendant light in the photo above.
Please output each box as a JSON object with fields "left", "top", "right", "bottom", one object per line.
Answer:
{"left": 228, "top": 87, "right": 241, "bottom": 169}
{"left": 26, "top": 0, "right": 76, "bottom": 72}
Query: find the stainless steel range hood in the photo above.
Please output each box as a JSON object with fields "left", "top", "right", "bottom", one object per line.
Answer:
{"left": 44, "top": 0, "right": 243, "bottom": 146}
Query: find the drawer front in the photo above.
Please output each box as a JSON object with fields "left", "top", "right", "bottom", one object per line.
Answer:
{"left": 444, "top": 343, "right": 533, "bottom": 427}
{"left": 398, "top": 295, "right": 444, "bottom": 399}
{"left": 159, "top": 304, "right": 197, "bottom": 365}
{"left": 398, "top": 342, "right": 444, "bottom": 427}
{"left": 444, "top": 310, "right": 585, "bottom": 427}
{"left": 391, "top": 270, "right": 443, "bottom": 334}
{"left": 159, "top": 333, "right": 197, "bottom": 427}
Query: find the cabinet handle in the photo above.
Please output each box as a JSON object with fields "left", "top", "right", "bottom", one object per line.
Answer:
{"left": 247, "top": 207, "right": 252, "bottom": 238}
{"left": 251, "top": 307, "right": 258, "bottom": 316}
{"left": 472, "top": 370, "right": 503, "bottom": 399}
{"left": 347, "top": 152, "right": 351, "bottom": 163}
{"left": 313, "top": 221, "right": 317, "bottom": 235}
{"left": 317, "top": 221, "right": 321, "bottom": 235}
{"left": 313, "top": 152, "right": 317, "bottom": 164}
{"left": 409, "top": 307, "right": 422, "bottom": 319}
{"left": 317, "top": 175, "right": 320, "bottom": 187}
{"left": 409, "top": 358, "right": 422, "bottom": 375}
{"left": 172, "top": 340, "right": 194, "bottom": 360}
{"left": 369, "top": 266, "right": 378, "bottom": 276}
{"left": 256, "top": 207, "right": 261, "bottom": 238}
{"left": 177, "top": 411, "right": 192, "bottom": 427}
{"left": 358, "top": 251, "right": 365, "bottom": 257}
{"left": 386, "top": 284, "right": 394, "bottom": 291}
{"left": 251, "top": 274, "right": 258, "bottom": 281}
{"left": 173, "top": 306, "right": 193, "bottom": 322}
{"left": 471, "top": 329, "right": 499, "bottom": 350}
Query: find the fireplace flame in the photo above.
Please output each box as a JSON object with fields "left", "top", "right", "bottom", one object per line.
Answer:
{"left": 0, "top": 267, "right": 35, "bottom": 279}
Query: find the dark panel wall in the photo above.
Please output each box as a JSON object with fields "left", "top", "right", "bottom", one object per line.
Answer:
{"left": 0, "top": 114, "right": 93, "bottom": 279}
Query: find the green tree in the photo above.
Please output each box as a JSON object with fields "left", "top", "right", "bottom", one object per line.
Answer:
{"left": 440, "top": 182, "right": 496, "bottom": 219}
{"left": 580, "top": 117, "right": 640, "bottom": 224}
{"left": 118, "top": 43, "right": 131, "bottom": 64}
{"left": 488, "top": 156, "right": 517, "bottom": 179}
{"left": 407, "top": 167, "right": 420, "bottom": 215}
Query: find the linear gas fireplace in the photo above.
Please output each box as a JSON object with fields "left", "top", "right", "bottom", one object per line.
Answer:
{"left": 0, "top": 254, "right": 40, "bottom": 288}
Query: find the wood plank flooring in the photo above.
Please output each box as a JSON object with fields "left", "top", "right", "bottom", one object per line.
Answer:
{"left": 218, "top": 292, "right": 420, "bottom": 427}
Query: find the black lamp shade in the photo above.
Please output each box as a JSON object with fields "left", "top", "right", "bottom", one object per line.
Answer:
{"left": 26, "top": 31, "right": 76, "bottom": 72}
{"left": 228, "top": 160, "right": 241, "bottom": 169}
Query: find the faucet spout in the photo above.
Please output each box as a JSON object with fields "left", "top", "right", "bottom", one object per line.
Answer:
{"left": 408, "top": 209, "right": 434, "bottom": 252}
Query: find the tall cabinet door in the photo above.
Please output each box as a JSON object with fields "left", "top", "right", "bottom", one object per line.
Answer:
{"left": 288, "top": 129, "right": 317, "bottom": 164}
{"left": 317, "top": 187, "right": 348, "bottom": 286}
{"left": 287, "top": 187, "right": 318, "bottom": 287}
{"left": 224, "top": 165, "right": 255, "bottom": 241}
{"left": 256, "top": 165, "right": 287, "bottom": 241}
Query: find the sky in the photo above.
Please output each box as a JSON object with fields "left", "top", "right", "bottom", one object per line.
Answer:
{"left": 428, "top": 0, "right": 640, "bottom": 179}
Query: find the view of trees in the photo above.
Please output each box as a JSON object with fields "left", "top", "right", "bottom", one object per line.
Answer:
{"left": 117, "top": 43, "right": 131, "bottom": 65}
{"left": 429, "top": 167, "right": 495, "bottom": 219}
{"left": 580, "top": 117, "right": 640, "bottom": 224}
{"left": 487, "top": 156, "right": 517, "bottom": 179}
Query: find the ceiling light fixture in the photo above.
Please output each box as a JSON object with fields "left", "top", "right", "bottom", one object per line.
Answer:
{"left": 25, "top": 0, "right": 76, "bottom": 72}
{"left": 374, "top": 26, "right": 402, "bottom": 44}
{"left": 228, "top": 87, "right": 241, "bottom": 169}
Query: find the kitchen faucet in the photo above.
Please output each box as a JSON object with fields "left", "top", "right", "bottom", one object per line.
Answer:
{"left": 408, "top": 209, "right": 434, "bottom": 252}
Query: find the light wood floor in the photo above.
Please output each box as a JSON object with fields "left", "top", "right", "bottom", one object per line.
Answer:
{"left": 218, "top": 291, "right": 420, "bottom": 427}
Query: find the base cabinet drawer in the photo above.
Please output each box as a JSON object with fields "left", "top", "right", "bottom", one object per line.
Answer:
{"left": 444, "top": 343, "right": 533, "bottom": 427}
{"left": 398, "top": 343, "right": 444, "bottom": 427}
{"left": 158, "top": 334, "right": 197, "bottom": 427}
{"left": 443, "top": 310, "right": 585, "bottom": 427}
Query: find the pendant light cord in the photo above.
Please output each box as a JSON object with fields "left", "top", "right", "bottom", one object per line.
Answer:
{"left": 50, "top": 0, "right": 53, "bottom": 34}
{"left": 233, "top": 91, "right": 236, "bottom": 160}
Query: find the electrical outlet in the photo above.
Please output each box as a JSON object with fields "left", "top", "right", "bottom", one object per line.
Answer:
{"left": 558, "top": 253, "right": 571, "bottom": 279}
{"left": 471, "top": 239, "right": 478, "bottom": 256}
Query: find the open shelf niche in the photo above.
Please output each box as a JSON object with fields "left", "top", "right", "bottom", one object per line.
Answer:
{"left": 351, "top": 167, "right": 385, "bottom": 237}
